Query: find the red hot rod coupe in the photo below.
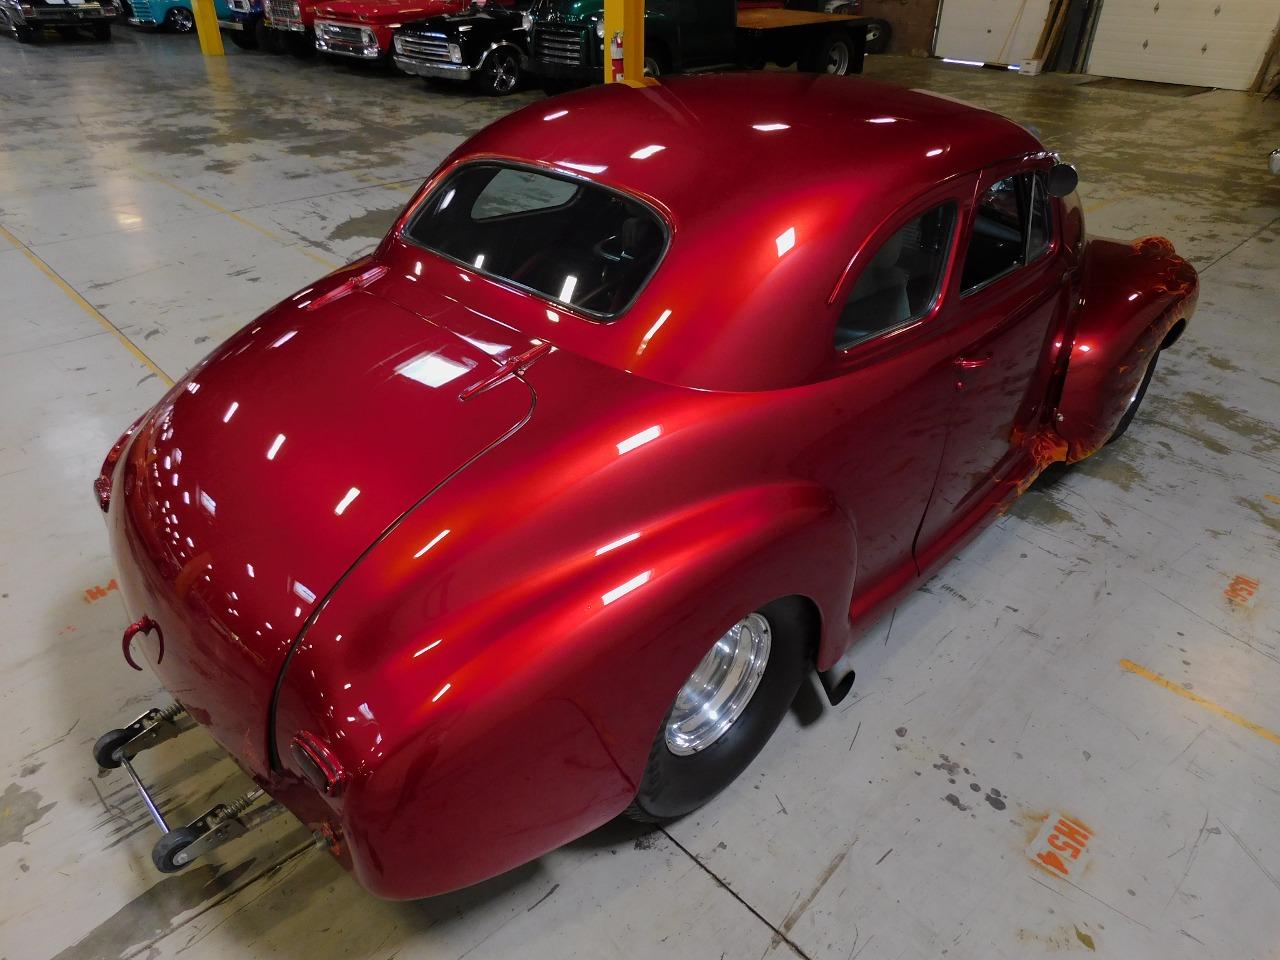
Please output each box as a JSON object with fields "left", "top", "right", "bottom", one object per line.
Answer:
{"left": 92, "top": 73, "right": 1197, "bottom": 899}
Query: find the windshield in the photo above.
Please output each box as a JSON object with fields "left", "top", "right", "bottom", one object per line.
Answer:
{"left": 404, "top": 162, "right": 667, "bottom": 320}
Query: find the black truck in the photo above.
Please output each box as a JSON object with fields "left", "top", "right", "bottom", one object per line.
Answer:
{"left": 2, "top": 0, "right": 117, "bottom": 40}
{"left": 394, "top": 0, "right": 530, "bottom": 95}
{"left": 526, "top": 0, "right": 868, "bottom": 91}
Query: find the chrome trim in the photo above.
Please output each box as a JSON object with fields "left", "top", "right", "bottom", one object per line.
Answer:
{"left": 665, "top": 614, "right": 772, "bottom": 756}
{"left": 394, "top": 55, "right": 471, "bottom": 79}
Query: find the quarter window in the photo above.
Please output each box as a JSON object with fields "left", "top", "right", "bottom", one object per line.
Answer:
{"left": 836, "top": 203, "right": 956, "bottom": 350}
{"left": 960, "top": 171, "right": 1053, "bottom": 294}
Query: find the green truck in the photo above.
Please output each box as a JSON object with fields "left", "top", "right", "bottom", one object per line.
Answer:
{"left": 526, "top": 0, "right": 870, "bottom": 91}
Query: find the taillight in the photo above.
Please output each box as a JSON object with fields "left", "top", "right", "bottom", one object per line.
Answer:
{"left": 95, "top": 415, "right": 145, "bottom": 513}
{"left": 291, "top": 731, "right": 346, "bottom": 796}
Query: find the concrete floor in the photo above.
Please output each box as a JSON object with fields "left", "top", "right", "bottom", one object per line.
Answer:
{"left": 2, "top": 27, "right": 1279, "bottom": 960}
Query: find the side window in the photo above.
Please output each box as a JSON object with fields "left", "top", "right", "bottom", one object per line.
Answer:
{"left": 960, "top": 171, "right": 1052, "bottom": 293}
{"left": 836, "top": 203, "right": 956, "bottom": 350}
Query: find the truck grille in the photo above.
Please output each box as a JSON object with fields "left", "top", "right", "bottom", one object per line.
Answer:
{"left": 317, "top": 20, "right": 362, "bottom": 43}
{"left": 266, "top": 0, "right": 301, "bottom": 27}
{"left": 534, "top": 25, "right": 583, "bottom": 65}
{"left": 396, "top": 31, "right": 450, "bottom": 62}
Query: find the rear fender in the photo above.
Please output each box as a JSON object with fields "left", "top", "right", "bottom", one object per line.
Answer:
{"left": 1056, "top": 235, "right": 1198, "bottom": 460}
{"left": 271, "top": 481, "right": 854, "bottom": 898}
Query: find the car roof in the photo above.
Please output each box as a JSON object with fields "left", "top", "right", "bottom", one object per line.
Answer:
{"left": 436, "top": 73, "right": 1047, "bottom": 391}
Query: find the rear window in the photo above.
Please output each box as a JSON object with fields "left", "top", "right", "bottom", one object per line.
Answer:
{"left": 405, "top": 163, "right": 667, "bottom": 320}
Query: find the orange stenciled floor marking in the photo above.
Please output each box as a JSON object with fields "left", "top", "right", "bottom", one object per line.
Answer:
{"left": 83, "top": 579, "right": 119, "bottom": 604}
{"left": 1028, "top": 813, "right": 1094, "bottom": 878}
{"left": 1121, "top": 659, "right": 1280, "bottom": 749}
{"left": 1224, "top": 575, "right": 1260, "bottom": 605}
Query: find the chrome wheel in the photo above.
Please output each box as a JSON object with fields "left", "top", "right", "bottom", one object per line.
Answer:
{"left": 489, "top": 52, "right": 518, "bottom": 93}
{"left": 665, "top": 613, "right": 771, "bottom": 756}
{"left": 643, "top": 55, "right": 660, "bottom": 77}
{"left": 168, "top": 7, "right": 194, "bottom": 32}
{"left": 825, "top": 40, "right": 850, "bottom": 74}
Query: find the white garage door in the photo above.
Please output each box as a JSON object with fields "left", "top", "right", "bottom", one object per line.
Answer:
{"left": 935, "top": 0, "right": 1054, "bottom": 64}
{"left": 1087, "top": 0, "right": 1280, "bottom": 90}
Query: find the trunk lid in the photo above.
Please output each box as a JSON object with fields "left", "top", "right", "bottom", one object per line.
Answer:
{"left": 109, "top": 287, "right": 533, "bottom": 775}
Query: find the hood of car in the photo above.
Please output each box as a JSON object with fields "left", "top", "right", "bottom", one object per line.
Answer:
{"left": 106, "top": 283, "right": 534, "bottom": 775}
{"left": 315, "top": 0, "right": 455, "bottom": 21}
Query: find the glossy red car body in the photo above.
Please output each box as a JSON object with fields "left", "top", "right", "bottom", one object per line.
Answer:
{"left": 98, "top": 74, "right": 1196, "bottom": 899}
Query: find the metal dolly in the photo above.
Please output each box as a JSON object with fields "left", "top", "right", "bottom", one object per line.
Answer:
{"left": 93, "top": 702, "right": 285, "bottom": 872}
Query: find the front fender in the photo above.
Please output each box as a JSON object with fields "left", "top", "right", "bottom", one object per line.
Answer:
{"left": 271, "top": 480, "right": 854, "bottom": 899}
{"left": 1057, "top": 235, "right": 1198, "bottom": 460}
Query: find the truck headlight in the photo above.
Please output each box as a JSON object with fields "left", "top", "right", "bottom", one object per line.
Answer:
{"left": 393, "top": 35, "right": 403, "bottom": 53}
{"left": 448, "top": 42, "right": 462, "bottom": 62}
{"left": 595, "top": 18, "right": 604, "bottom": 38}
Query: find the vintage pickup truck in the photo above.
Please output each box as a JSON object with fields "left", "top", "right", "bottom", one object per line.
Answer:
{"left": 526, "top": 0, "right": 869, "bottom": 90}
{"left": 218, "top": 0, "right": 268, "bottom": 46}
{"left": 2, "top": 0, "right": 117, "bottom": 41}
{"left": 126, "top": 0, "right": 234, "bottom": 32}
{"left": 312, "top": 0, "right": 478, "bottom": 60}
{"left": 393, "top": 0, "right": 527, "bottom": 94}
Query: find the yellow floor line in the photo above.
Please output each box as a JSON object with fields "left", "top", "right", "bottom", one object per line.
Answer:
{"left": 144, "top": 172, "right": 341, "bottom": 271}
{"left": 0, "top": 224, "right": 174, "bottom": 386}
{"left": 1120, "top": 659, "right": 1280, "bottom": 748}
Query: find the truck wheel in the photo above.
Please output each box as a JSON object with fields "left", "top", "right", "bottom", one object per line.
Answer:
{"left": 625, "top": 599, "right": 811, "bottom": 822}
{"left": 803, "top": 29, "right": 854, "bottom": 74}
{"left": 14, "top": 22, "right": 35, "bottom": 42}
{"left": 287, "top": 28, "right": 315, "bottom": 57}
{"left": 91, "top": 21, "right": 111, "bottom": 39}
{"left": 863, "top": 18, "right": 891, "bottom": 54}
{"left": 258, "top": 22, "right": 282, "bottom": 51}
{"left": 477, "top": 47, "right": 521, "bottom": 95}
{"left": 229, "top": 26, "right": 257, "bottom": 48}
{"left": 165, "top": 6, "right": 195, "bottom": 32}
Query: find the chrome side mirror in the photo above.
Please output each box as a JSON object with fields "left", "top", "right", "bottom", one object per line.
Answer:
{"left": 1046, "top": 162, "right": 1079, "bottom": 198}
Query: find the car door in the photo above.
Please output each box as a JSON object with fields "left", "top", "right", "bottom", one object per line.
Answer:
{"left": 913, "top": 161, "right": 1067, "bottom": 559}
{"left": 815, "top": 181, "right": 971, "bottom": 624}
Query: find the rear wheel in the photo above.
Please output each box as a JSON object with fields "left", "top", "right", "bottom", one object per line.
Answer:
{"left": 863, "top": 18, "right": 890, "bottom": 53}
{"left": 165, "top": 6, "right": 194, "bottom": 32}
{"left": 802, "top": 29, "right": 853, "bottom": 74}
{"left": 1107, "top": 352, "right": 1158, "bottom": 444}
{"left": 477, "top": 47, "right": 521, "bottom": 95}
{"left": 626, "top": 599, "right": 810, "bottom": 822}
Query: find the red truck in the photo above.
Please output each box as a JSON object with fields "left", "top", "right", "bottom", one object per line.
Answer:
{"left": 312, "top": 0, "right": 503, "bottom": 60}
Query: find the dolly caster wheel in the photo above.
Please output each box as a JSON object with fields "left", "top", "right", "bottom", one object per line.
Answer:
{"left": 93, "top": 728, "right": 132, "bottom": 769}
{"left": 152, "top": 827, "right": 201, "bottom": 873}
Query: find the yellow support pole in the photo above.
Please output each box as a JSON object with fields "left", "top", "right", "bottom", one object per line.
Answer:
{"left": 603, "top": 0, "right": 653, "bottom": 87}
{"left": 191, "top": 0, "right": 225, "bottom": 56}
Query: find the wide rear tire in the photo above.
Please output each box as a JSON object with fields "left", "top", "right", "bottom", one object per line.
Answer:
{"left": 626, "top": 598, "right": 810, "bottom": 823}
{"left": 1107, "top": 351, "right": 1158, "bottom": 444}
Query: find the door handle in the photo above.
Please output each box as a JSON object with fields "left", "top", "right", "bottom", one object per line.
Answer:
{"left": 954, "top": 352, "right": 993, "bottom": 370}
